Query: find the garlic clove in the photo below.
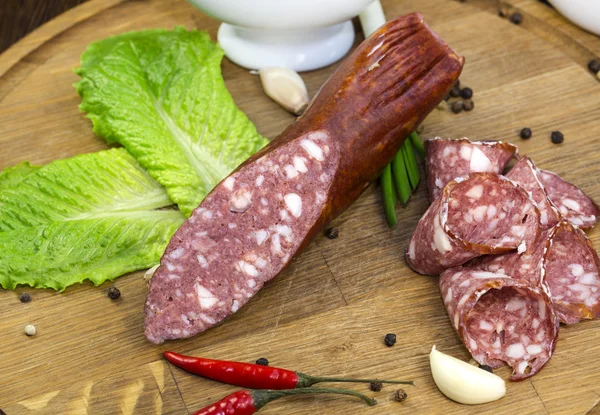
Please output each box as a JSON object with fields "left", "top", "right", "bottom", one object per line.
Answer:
{"left": 144, "top": 264, "right": 160, "bottom": 283}
{"left": 258, "top": 67, "right": 309, "bottom": 116}
{"left": 430, "top": 345, "right": 506, "bottom": 405}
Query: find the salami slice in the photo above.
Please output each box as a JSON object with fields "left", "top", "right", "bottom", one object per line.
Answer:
{"left": 537, "top": 169, "right": 599, "bottom": 229}
{"left": 505, "top": 157, "right": 561, "bottom": 229}
{"left": 465, "top": 220, "right": 600, "bottom": 324}
{"left": 144, "top": 14, "right": 465, "bottom": 343}
{"left": 425, "top": 138, "right": 517, "bottom": 202}
{"left": 540, "top": 221, "right": 600, "bottom": 324}
{"left": 440, "top": 268, "right": 559, "bottom": 381}
{"left": 406, "top": 172, "right": 540, "bottom": 276}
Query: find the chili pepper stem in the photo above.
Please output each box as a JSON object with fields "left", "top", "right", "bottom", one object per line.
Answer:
{"left": 251, "top": 387, "right": 377, "bottom": 410}
{"left": 297, "top": 372, "right": 415, "bottom": 388}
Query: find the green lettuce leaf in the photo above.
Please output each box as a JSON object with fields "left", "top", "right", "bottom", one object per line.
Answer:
{"left": 0, "top": 148, "right": 185, "bottom": 291}
{"left": 74, "top": 28, "right": 268, "bottom": 216}
{"left": 0, "top": 162, "right": 41, "bottom": 191}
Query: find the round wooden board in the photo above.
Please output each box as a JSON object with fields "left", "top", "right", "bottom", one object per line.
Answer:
{"left": 1, "top": 0, "right": 599, "bottom": 414}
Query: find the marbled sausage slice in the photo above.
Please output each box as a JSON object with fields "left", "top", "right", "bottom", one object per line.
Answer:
{"left": 544, "top": 221, "right": 600, "bottom": 323}
{"left": 505, "top": 157, "right": 561, "bottom": 229}
{"left": 440, "top": 268, "right": 559, "bottom": 381}
{"left": 406, "top": 172, "right": 540, "bottom": 276}
{"left": 465, "top": 220, "right": 600, "bottom": 325}
{"left": 425, "top": 138, "right": 517, "bottom": 202}
{"left": 538, "top": 169, "right": 599, "bottom": 229}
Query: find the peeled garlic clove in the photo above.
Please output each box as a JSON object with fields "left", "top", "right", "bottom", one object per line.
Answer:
{"left": 430, "top": 345, "right": 506, "bottom": 405}
{"left": 259, "top": 67, "right": 309, "bottom": 115}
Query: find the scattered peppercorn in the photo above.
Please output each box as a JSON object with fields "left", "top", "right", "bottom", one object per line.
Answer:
{"left": 551, "top": 131, "right": 564, "bottom": 144}
{"left": 369, "top": 382, "right": 383, "bottom": 392}
{"left": 0, "top": 409, "right": 6, "bottom": 415}
{"left": 24, "top": 324, "right": 36, "bottom": 336}
{"left": 460, "top": 87, "right": 473, "bottom": 99}
{"left": 449, "top": 85, "right": 461, "bottom": 98}
{"left": 519, "top": 127, "right": 532, "bottom": 139}
{"left": 479, "top": 364, "right": 493, "bottom": 373}
{"left": 394, "top": 389, "right": 408, "bottom": 402}
{"left": 451, "top": 101, "right": 464, "bottom": 114}
{"left": 19, "top": 292, "right": 31, "bottom": 303}
{"left": 108, "top": 287, "right": 121, "bottom": 300}
{"left": 588, "top": 59, "right": 600, "bottom": 74}
{"left": 463, "top": 100, "right": 474, "bottom": 112}
{"left": 325, "top": 227, "right": 339, "bottom": 239}
{"left": 454, "top": 79, "right": 460, "bottom": 89}
{"left": 510, "top": 12, "right": 523, "bottom": 25}
{"left": 255, "top": 357, "right": 269, "bottom": 366}
{"left": 384, "top": 333, "right": 397, "bottom": 347}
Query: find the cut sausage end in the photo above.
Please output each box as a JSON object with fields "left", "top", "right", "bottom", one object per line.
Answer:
{"left": 144, "top": 132, "right": 339, "bottom": 344}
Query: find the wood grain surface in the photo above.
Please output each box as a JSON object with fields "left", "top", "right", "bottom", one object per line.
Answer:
{"left": 1, "top": 0, "right": 600, "bottom": 414}
{"left": 0, "top": 0, "right": 88, "bottom": 54}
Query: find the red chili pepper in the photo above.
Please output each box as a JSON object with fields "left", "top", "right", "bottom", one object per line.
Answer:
{"left": 192, "top": 387, "right": 376, "bottom": 415}
{"left": 164, "top": 352, "right": 414, "bottom": 390}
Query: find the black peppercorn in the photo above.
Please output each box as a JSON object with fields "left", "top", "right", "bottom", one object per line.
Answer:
{"left": 510, "top": 12, "right": 523, "bottom": 25}
{"left": 19, "top": 292, "right": 31, "bottom": 303}
{"left": 255, "top": 357, "right": 269, "bottom": 366}
{"left": 588, "top": 59, "right": 600, "bottom": 74}
{"left": 451, "top": 101, "right": 464, "bottom": 114}
{"left": 107, "top": 287, "right": 121, "bottom": 300}
{"left": 463, "top": 100, "right": 474, "bottom": 112}
{"left": 551, "top": 131, "right": 564, "bottom": 144}
{"left": 384, "top": 333, "right": 397, "bottom": 347}
{"left": 479, "top": 364, "right": 493, "bottom": 373}
{"left": 394, "top": 389, "right": 408, "bottom": 402}
{"left": 460, "top": 87, "right": 473, "bottom": 99}
{"left": 370, "top": 382, "right": 383, "bottom": 392}
{"left": 454, "top": 79, "right": 461, "bottom": 89}
{"left": 325, "top": 227, "right": 339, "bottom": 239}
{"left": 0, "top": 409, "right": 6, "bottom": 415}
{"left": 449, "top": 85, "right": 461, "bottom": 97}
{"left": 520, "top": 127, "right": 532, "bottom": 139}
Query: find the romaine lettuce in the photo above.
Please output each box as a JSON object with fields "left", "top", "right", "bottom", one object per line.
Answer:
{"left": 0, "top": 162, "right": 40, "bottom": 191}
{"left": 75, "top": 28, "right": 268, "bottom": 216}
{"left": 0, "top": 149, "right": 184, "bottom": 290}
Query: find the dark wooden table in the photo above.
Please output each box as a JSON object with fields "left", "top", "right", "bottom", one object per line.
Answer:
{"left": 0, "top": 0, "right": 88, "bottom": 54}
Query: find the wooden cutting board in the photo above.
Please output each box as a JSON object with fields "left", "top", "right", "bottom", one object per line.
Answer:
{"left": 1, "top": 0, "right": 599, "bottom": 413}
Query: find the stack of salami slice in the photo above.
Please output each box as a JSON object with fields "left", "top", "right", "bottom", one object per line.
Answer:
{"left": 406, "top": 137, "right": 600, "bottom": 380}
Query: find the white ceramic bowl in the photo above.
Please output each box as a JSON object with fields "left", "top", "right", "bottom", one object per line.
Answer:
{"left": 187, "top": 0, "right": 376, "bottom": 71}
{"left": 548, "top": 0, "right": 600, "bottom": 36}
